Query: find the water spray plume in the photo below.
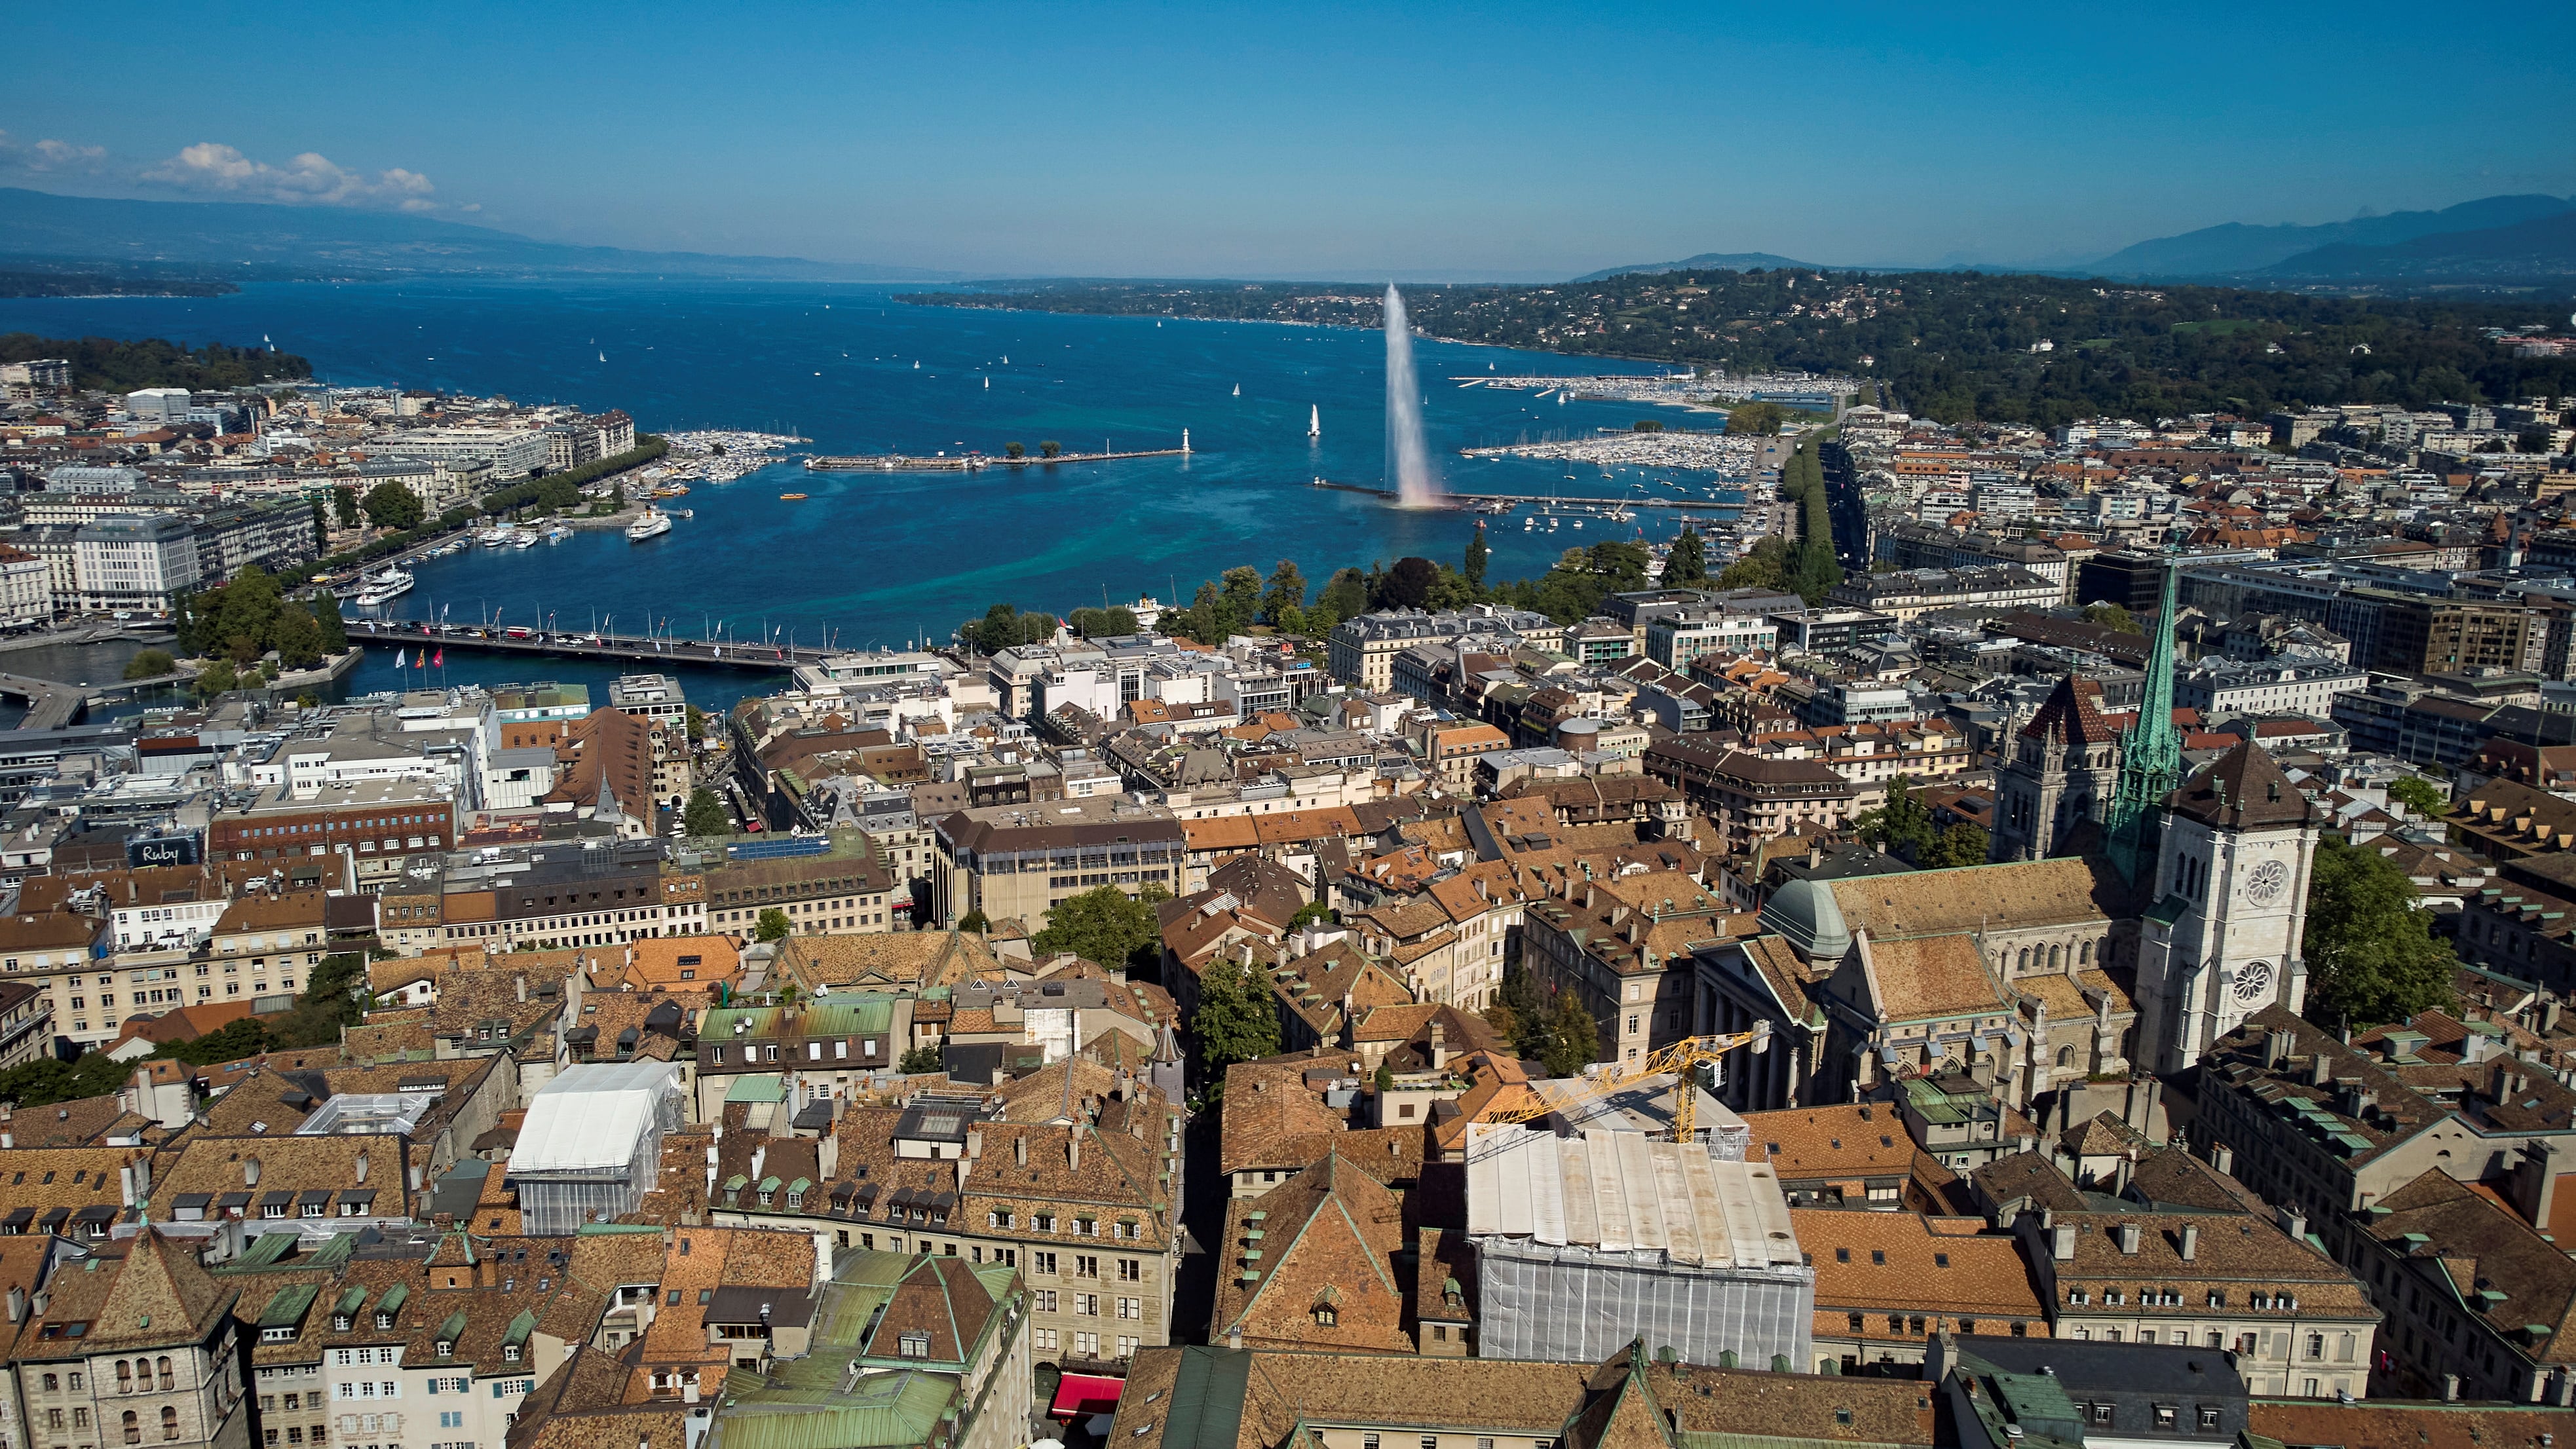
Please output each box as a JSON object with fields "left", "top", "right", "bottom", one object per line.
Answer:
{"left": 1384, "top": 285, "right": 1441, "bottom": 508}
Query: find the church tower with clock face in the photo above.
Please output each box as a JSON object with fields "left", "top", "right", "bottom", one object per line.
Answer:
{"left": 2132, "top": 740, "right": 2323, "bottom": 1074}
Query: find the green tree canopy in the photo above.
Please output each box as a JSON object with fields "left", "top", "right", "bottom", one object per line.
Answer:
{"left": 1260, "top": 559, "right": 1309, "bottom": 624}
{"left": 959, "top": 603, "right": 1059, "bottom": 654}
{"left": 958, "top": 909, "right": 993, "bottom": 933}
{"left": 683, "top": 787, "right": 732, "bottom": 837}
{"left": 898, "top": 1045, "right": 947, "bottom": 1075}
{"left": 1463, "top": 527, "right": 1490, "bottom": 591}
{"left": 1376, "top": 556, "right": 1439, "bottom": 610}
{"left": 1192, "top": 954, "right": 1281, "bottom": 1076}
{"left": 2081, "top": 602, "right": 2142, "bottom": 633}
{"left": 331, "top": 485, "right": 360, "bottom": 528}
{"left": 1919, "top": 821, "right": 1992, "bottom": 869}
{"left": 123, "top": 649, "right": 175, "bottom": 681}
{"left": 753, "top": 907, "right": 794, "bottom": 942}
{"left": 2385, "top": 775, "right": 2448, "bottom": 819}
{"left": 1665, "top": 528, "right": 1709, "bottom": 588}
{"left": 1727, "top": 402, "right": 1785, "bottom": 434}
{"left": 361, "top": 481, "right": 425, "bottom": 532}
{"left": 2301, "top": 835, "right": 2456, "bottom": 1030}
{"left": 1031, "top": 884, "right": 1167, "bottom": 971}
{"left": 1539, "top": 990, "right": 1602, "bottom": 1077}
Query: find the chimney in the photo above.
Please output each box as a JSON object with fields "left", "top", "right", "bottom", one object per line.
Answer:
{"left": 2180, "top": 1224, "right": 2199, "bottom": 1262}
{"left": 2281, "top": 1208, "right": 2309, "bottom": 1241}
{"left": 1430, "top": 1018, "right": 1449, "bottom": 1072}
{"left": 1015, "top": 1134, "right": 1028, "bottom": 1169}
{"left": 516, "top": 972, "right": 528, "bottom": 1004}
{"left": 2051, "top": 1224, "right": 2076, "bottom": 1261}
{"left": 2266, "top": 1028, "right": 2294, "bottom": 1068}
{"left": 2211, "top": 1144, "right": 2234, "bottom": 1176}
{"left": 4, "top": 1287, "right": 21, "bottom": 1324}
{"left": 1068, "top": 1131, "right": 1082, "bottom": 1173}
{"left": 683, "top": 1381, "right": 700, "bottom": 1406}
{"left": 1226, "top": 1324, "right": 1243, "bottom": 1350}
{"left": 354, "top": 1152, "right": 369, "bottom": 1184}
{"left": 2117, "top": 1222, "right": 2141, "bottom": 1255}
{"left": 2310, "top": 1053, "right": 2332, "bottom": 1087}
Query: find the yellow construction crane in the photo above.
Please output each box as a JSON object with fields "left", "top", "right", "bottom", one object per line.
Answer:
{"left": 1485, "top": 1024, "right": 1770, "bottom": 1143}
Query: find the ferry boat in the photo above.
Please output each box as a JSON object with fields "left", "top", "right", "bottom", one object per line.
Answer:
{"left": 510, "top": 529, "right": 540, "bottom": 548}
{"left": 626, "top": 506, "right": 674, "bottom": 542}
{"left": 353, "top": 569, "right": 415, "bottom": 607}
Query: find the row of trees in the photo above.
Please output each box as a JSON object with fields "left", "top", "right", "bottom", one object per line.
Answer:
{"left": 1485, "top": 969, "right": 1602, "bottom": 1076}
{"left": 1705, "top": 435, "right": 1843, "bottom": 605}
{"left": 0, "top": 331, "right": 311, "bottom": 391}
{"left": 1850, "top": 776, "right": 1990, "bottom": 869}
{"left": 0, "top": 950, "right": 371, "bottom": 1109}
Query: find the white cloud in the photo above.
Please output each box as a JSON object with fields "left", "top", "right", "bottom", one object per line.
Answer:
{"left": 0, "top": 130, "right": 109, "bottom": 173}
{"left": 142, "top": 142, "right": 439, "bottom": 211}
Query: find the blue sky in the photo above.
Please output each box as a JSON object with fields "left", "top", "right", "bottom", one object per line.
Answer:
{"left": 3, "top": 0, "right": 2570, "bottom": 278}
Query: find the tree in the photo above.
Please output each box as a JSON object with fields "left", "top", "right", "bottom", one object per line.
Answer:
{"left": 331, "top": 485, "right": 360, "bottom": 529}
{"left": 1192, "top": 954, "right": 1281, "bottom": 1074}
{"left": 1288, "top": 901, "right": 1337, "bottom": 930}
{"left": 271, "top": 605, "right": 326, "bottom": 671}
{"left": 1031, "top": 884, "right": 1164, "bottom": 971}
{"left": 685, "top": 704, "right": 707, "bottom": 742}
{"left": 1632, "top": 419, "right": 1665, "bottom": 432}
{"left": 1919, "top": 822, "right": 1992, "bottom": 869}
{"left": 1373, "top": 1061, "right": 1396, "bottom": 1094}
{"left": 1539, "top": 991, "right": 1601, "bottom": 1078}
{"left": 1463, "top": 526, "right": 1489, "bottom": 592}
{"left": 1318, "top": 567, "right": 1371, "bottom": 622}
{"left": 1260, "top": 559, "right": 1309, "bottom": 625}
{"left": 1728, "top": 402, "right": 1785, "bottom": 435}
{"left": 1377, "top": 556, "right": 1439, "bottom": 610}
{"left": 898, "top": 1045, "right": 946, "bottom": 1074}
{"left": 1665, "top": 527, "right": 1709, "bottom": 588}
{"left": 123, "top": 648, "right": 174, "bottom": 681}
{"left": 1039, "top": 440, "right": 1062, "bottom": 459}
{"left": 2301, "top": 835, "right": 2456, "bottom": 1030}
{"left": 309, "top": 595, "right": 348, "bottom": 654}
{"left": 1853, "top": 775, "right": 1935, "bottom": 859}
{"left": 361, "top": 481, "right": 425, "bottom": 532}
{"left": 1069, "top": 605, "right": 1140, "bottom": 638}
{"left": 1218, "top": 565, "right": 1263, "bottom": 636}
{"left": 192, "top": 660, "right": 238, "bottom": 698}
{"left": 310, "top": 497, "right": 328, "bottom": 550}
{"left": 1005, "top": 441, "right": 1026, "bottom": 459}
{"left": 683, "top": 787, "right": 731, "bottom": 837}
{"left": 1488, "top": 968, "right": 1544, "bottom": 1055}
{"left": 753, "top": 907, "right": 794, "bottom": 942}
{"left": 2082, "top": 602, "right": 2142, "bottom": 633}
{"left": 958, "top": 909, "right": 992, "bottom": 932}
{"left": 2385, "top": 775, "right": 2448, "bottom": 819}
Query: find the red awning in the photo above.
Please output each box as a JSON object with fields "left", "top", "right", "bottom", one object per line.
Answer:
{"left": 1049, "top": 1374, "right": 1126, "bottom": 1422}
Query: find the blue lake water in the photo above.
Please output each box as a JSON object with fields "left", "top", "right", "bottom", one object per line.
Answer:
{"left": 0, "top": 280, "right": 1739, "bottom": 712}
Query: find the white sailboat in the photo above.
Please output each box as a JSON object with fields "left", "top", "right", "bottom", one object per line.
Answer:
{"left": 597, "top": 350, "right": 605, "bottom": 362}
{"left": 1232, "top": 384, "right": 1240, "bottom": 397}
{"left": 1307, "top": 405, "right": 1320, "bottom": 439}
{"left": 983, "top": 376, "right": 990, "bottom": 389}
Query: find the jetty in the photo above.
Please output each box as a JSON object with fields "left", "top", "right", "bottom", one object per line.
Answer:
{"left": 1309, "top": 480, "right": 1745, "bottom": 511}
{"left": 349, "top": 618, "right": 827, "bottom": 672}
{"left": 806, "top": 447, "right": 1188, "bottom": 472}
{"left": 0, "top": 668, "right": 193, "bottom": 730}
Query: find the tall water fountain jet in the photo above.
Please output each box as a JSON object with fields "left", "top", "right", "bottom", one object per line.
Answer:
{"left": 1383, "top": 284, "right": 1441, "bottom": 508}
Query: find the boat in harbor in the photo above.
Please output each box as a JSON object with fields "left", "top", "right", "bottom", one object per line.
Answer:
{"left": 626, "top": 505, "right": 674, "bottom": 542}
{"left": 1307, "top": 405, "right": 1320, "bottom": 439}
{"left": 779, "top": 492, "right": 808, "bottom": 501}
{"left": 511, "top": 529, "right": 541, "bottom": 548}
{"left": 353, "top": 568, "right": 415, "bottom": 607}
{"left": 542, "top": 525, "right": 572, "bottom": 544}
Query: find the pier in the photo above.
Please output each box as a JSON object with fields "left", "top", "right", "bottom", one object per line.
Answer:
{"left": 0, "top": 668, "right": 193, "bottom": 730}
{"left": 347, "top": 618, "right": 827, "bottom": 673}
{"left": 806, "top": 446, "right": 1189, "bottom": 472}
{"left": 1308, "top": 480, "right": 1749, "bottom": 512}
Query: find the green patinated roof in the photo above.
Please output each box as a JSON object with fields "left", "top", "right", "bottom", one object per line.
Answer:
{"left": 723, "top": 1174, "right": 751, "bottom": 1192}
{"left": 726, "top": 1077, "right": 787, "bottom": 1104}
{"left": 703, "top": 995, "right": 898, "bottom": 1041}
{"left": 759, "top": 1175, "right": 783, "bottom": 1194}
{"left": 710, "top": 1366, "right": 957, "bottom": 1449}
{"left": 332, "top": 1286, "right": 368, "bottom": 1319}
{"left": 1163, "top": 1347, "right": 1255, "bottom": 1449}
{"left": 502, "top": 1309, "right": 537, "bottom": 1347}
{"left": 258, "top": 1283, "right": 319, "bottom": 1330}
{"left": 436, "top": 1309, "right": 467, "bottom": 1347}
{"left": 375, "top": 1284, "right": 409, "bottom": 1318}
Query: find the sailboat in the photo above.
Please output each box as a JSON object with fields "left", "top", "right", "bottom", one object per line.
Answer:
{"left": 983, "top": 376, "right": 989, "bottom": 389}
{"left": 1232, "top": 384, "right": 1240, "bottom": 397}
{"left": 1307, "top": 405, "right": 1320, "bottom": 440}
{"left": 597, "top": 350, "right": 605, "bottom": 363}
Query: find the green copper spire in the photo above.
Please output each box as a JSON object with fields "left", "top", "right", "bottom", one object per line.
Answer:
{"left": 2106, "top": 556, "right": 2184, "bottom": 884}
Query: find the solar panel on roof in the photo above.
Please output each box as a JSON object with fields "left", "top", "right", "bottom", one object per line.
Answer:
{"left": 727, "top": 837, "right": 831, "bottom": 861}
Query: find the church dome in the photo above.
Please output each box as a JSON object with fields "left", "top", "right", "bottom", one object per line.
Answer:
{"left": 1760, "top": 877, "right": 1851, "bottom": 964}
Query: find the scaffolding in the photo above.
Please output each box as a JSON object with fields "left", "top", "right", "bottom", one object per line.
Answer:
{"left": 1465, "top": 1125, "right": 1813, "bottom": 1368}
{"left": 508, "top": 1061, "right": 684, "bottom": 1235}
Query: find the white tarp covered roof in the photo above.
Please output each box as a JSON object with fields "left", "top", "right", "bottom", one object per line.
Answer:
{"left": 510, "top": 1060, "right": 677, "bottom": 1174}
{"left": 1464, "top": 1124, "right": 1802, "bottom": 1270}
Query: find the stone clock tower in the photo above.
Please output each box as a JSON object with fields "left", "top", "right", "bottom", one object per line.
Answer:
{"left": 2131, "top": 740, "right": 2322, "bottom": 1073}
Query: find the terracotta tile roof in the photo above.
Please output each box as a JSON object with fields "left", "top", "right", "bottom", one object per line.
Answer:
{"left": 1856, "top": 933, "right": 2007, "bottom": 1021}
{"left": 1747, "top": 1104, "right": 1917, "bottom": 1181}
{"left": 1211, "top": 1154, "right": 1411, "bottom": 1352}
{"left": 1795, "top": 1211, "right": 2046, "bottom": 1338}
{"left": 1220, "top": 1053, "right": 1363, "bottom": 1175}
{"left": 1828, "top": 857, "right": 2130, "bottom": 941}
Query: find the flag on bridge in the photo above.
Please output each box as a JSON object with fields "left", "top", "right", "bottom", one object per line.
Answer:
{"left": 393, "top": 649, "right": 406, "bottom": 668}
{"left": 432, "top": 649, "right": 444, "bottom": 667}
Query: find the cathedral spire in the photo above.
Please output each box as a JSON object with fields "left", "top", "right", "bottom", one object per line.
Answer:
{"left": 2107, "top": 556, "right": 2184, "bottom": 884}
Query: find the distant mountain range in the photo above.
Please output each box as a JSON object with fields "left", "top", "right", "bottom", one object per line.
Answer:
{"left": 0, "top": 188, "right": 954, "bottom": 283}
{"left": 1570, "top": 252, "right": 1818, "bottom": 282}
{"left": 2091, "top": 193, "right": 2576, "bottom": 282}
